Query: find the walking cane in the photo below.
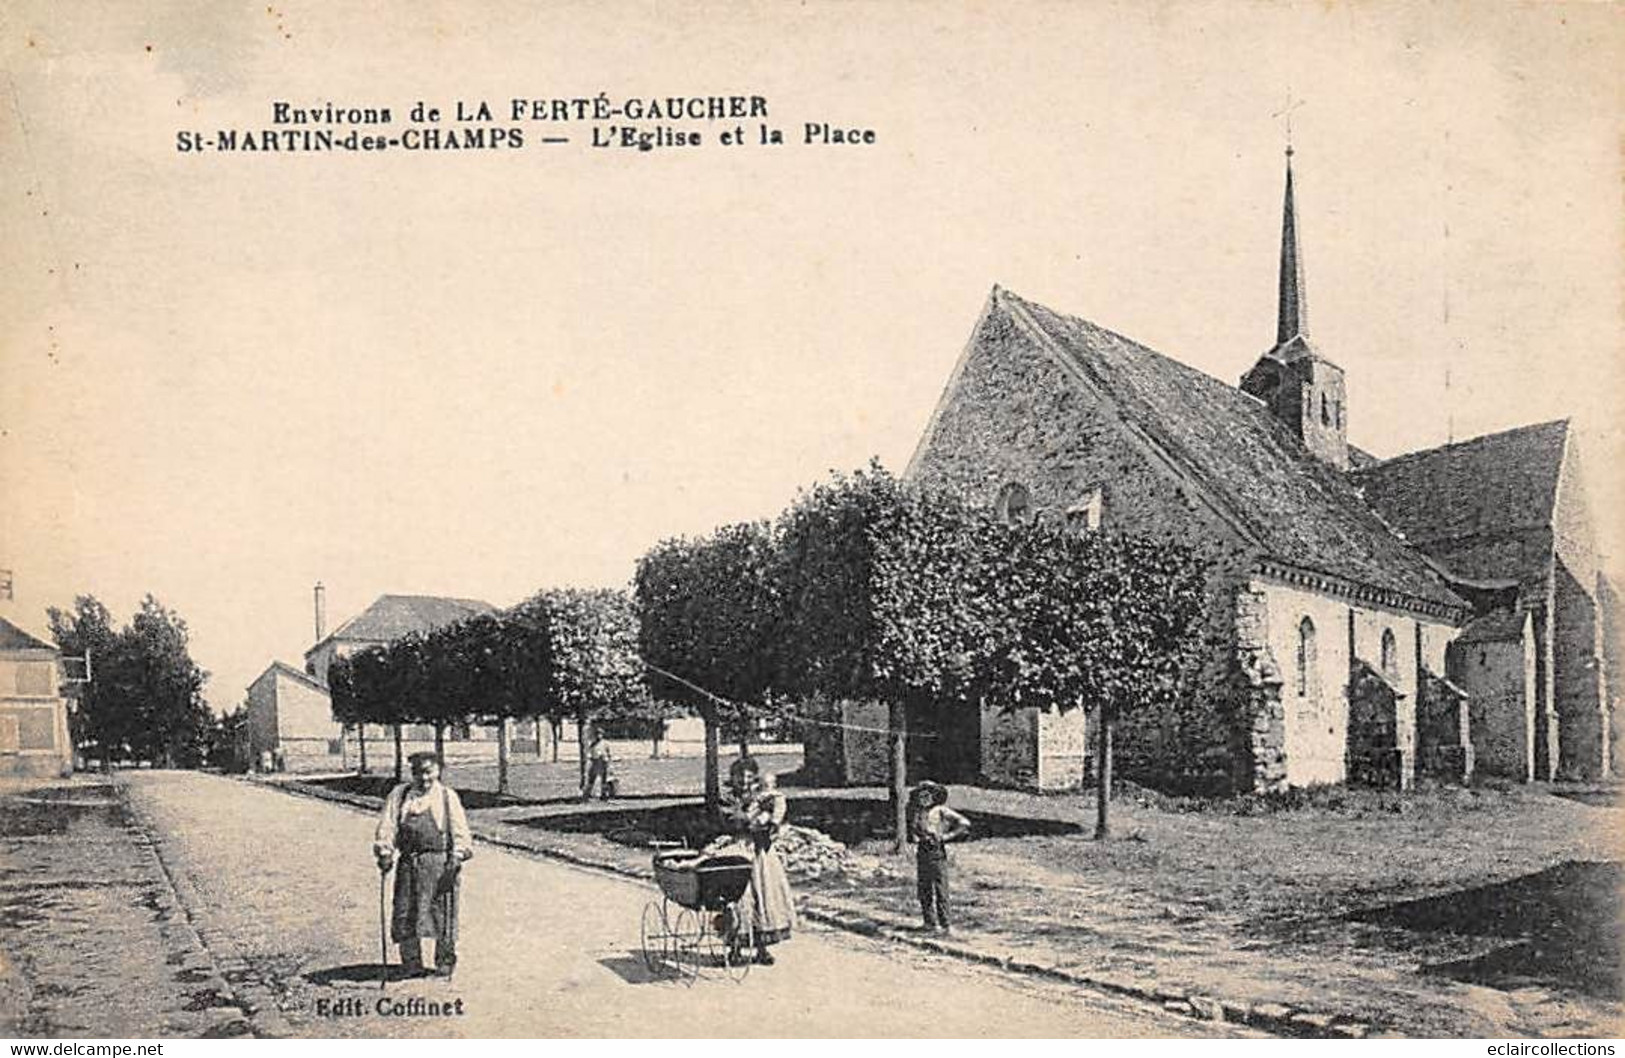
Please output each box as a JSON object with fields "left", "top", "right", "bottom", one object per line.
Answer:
{"left": 378, "top": 862, "right": 391, "bottom": 990}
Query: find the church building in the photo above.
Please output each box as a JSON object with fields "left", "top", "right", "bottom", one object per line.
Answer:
{"left": 877, "top": 151, "right": 1615, "bottom": 794}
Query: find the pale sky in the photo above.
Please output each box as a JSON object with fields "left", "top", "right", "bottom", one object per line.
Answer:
{"left": 3, "top": 1, "right": 1621, "bottom": 709}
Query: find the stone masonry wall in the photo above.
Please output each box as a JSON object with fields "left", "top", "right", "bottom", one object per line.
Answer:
{"left": 1551, "top": 436, "right": 1610, "bottom": 778}
{"left": 1450, "top": 630, "right": 1535, "bottom": 780}
{"left": 907, "top": 293, "right": 1260, "bottom": 791}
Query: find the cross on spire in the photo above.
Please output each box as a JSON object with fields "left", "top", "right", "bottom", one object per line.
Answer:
{"left": 1272, "top": 87, "right": 1305, "bottom": 157}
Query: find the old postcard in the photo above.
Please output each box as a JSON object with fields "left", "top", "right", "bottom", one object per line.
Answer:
{"left": 2, "top": 0, "right": 1622, "bottom": 1042}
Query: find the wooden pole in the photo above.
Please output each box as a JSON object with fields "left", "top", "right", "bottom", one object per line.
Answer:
{"left": 889, "top": 699, "right": 908, "bottom": 853}
{"left": 393, "top": 724, "right": 403, "bottom": 781}
{"left": 576, "top": 715, "right": 587, "bottom": 788}
{"left": 702, "top": 710, "right": 721, "bottom": 810}
{"left": 497, "top": 717, "right": 511, "bottom": 795}
{"left": 1095, "top": 708, "right": 1113, "bottom": 840}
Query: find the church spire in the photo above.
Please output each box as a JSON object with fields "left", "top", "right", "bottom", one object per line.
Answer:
{"left": 1276, "top": 149, "right": 1308, "bottom": 345}
{"left": 1241, "top": 142, "right": 1350, "bottom": 471}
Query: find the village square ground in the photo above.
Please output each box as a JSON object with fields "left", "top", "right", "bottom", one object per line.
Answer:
{"left": 2, "top": 748, "right": 1620, "bottom": 1039}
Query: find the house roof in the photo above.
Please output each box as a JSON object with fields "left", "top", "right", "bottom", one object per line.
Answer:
{"left": 304, "top": 594, "right": 496, "bottom": 659}
{"left": 0, "top": 611, "right": 58, "bottom": 653}
{"left": 1349, "top": 420, "right": 1569, "bottom": 549}
{"left": 251, "top": 660, "right": 331, "bottom": 695}
{"left": 998, "top": 288, "right": 1465, "bottom": 612}
{"left": 0, "top": 615, "right": 57, "bottom": 653}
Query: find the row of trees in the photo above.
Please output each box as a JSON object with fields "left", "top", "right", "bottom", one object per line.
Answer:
{"left": 638, "top": 464, "right": 1210, "bottom": 842}
{"left": 327, "top": 464, "right": 1208, "bottom": 843}
{"left": 47, "top": 595, "right": 218, "bottom": 769}
{"left": 327, "top": 588, "right": 658, "bottom": 794}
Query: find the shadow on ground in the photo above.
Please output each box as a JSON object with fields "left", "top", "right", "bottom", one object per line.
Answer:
{"left": 303, "top": 963, "right": 429, "bottom": 986}
{"left": 1348, "top": 860, "right": 1624, "bottom": 1000}
{"left": 0, "top": 782, "right": 122, "bottom": 837}
{"left": 514, "top": 795, "right": 1082, "bottom": 849}
{"left": 304, "top": 774, "right": 690, "bottom": 811}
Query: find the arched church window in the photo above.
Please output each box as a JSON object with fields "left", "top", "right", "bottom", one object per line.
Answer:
{"left": 1335, "top": 399, "right": 1344, "bottom": 429}
{"left": 1380, "top": 629, "right": 1398, "bottom": 680}
{"left": 996, "top": 482, "right": 1032, "bottom": 525}
{"left": 1296, "top": 617, "right": 1317, "bottom": 698}
{"left": 1320, "top": 393, "right": 1332, "bottom": 426}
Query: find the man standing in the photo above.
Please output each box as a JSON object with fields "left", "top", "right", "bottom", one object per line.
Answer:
{"left": 582, "top": 729, "right": 613, "bottom": 801}
{"left": 911, "top": 781, "right": 971, "bottom": 935}
{"left": 374, "top": 752, "right": 473, "bottom": 977}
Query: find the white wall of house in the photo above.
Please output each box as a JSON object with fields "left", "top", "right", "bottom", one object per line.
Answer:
{"left": 0, "top": 649, "right": 72, "bottom": 778}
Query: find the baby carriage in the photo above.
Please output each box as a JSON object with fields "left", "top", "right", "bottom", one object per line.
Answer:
{"left": 639, "top": 843, "right": 757, "bottom": 983}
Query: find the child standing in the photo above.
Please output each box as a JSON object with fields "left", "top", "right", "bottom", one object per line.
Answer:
{"left": 911, "top": 781, "right": 971, "bottom": 934}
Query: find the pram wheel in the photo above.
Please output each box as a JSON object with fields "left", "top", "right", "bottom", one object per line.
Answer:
{"left": 639, "top": 900, "right": 668, "bottom": 975}
{"left": 670, "top": 908, "right": 702, "bottom": 986}
{"left": 716, "top": 902, "right": 754, "bottom": 983}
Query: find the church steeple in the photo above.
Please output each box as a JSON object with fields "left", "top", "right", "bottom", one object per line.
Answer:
{"left": 1241, "top": 146, "right": 1350, "bottom": 471}
{"left": 1276, "top": 150, "right": 1308, "bottom": 345}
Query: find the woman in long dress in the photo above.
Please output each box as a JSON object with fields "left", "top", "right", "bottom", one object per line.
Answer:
{"left": 742, "top": 772, "right": 796, "bottom": 964}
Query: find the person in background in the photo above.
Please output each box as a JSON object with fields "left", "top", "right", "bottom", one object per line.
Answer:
{"left": 728, "top": 744, "right": 760, "bottom": 802}
{"left": 911, "top": 780, "right": 971, "bottom": 935}
{"left": 374, "top": 752, "right": 473, "bottom": 977}
{"left": 583, "top": 729, "right": 613, "bottom": 801}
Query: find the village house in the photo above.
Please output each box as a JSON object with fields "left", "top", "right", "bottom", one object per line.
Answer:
{"left": 245, "top": 589, "right": 496, "bottom": 771}
{"left": 0, "top": 614, "right": 73, "bottom": 779}
{"left": 806, "top": 153, "right": 1615, "bottom": 794}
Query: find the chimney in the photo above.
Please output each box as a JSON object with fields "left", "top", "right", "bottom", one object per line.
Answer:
{"left": 314, "top": 582, "right": 326, "bottom": 642}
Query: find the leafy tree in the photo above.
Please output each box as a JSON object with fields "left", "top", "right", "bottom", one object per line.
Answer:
{"left": 777, "top": 465, "right": 1011, "bottom": 848}
{"left": 776, "top": 463, "right": 1209, "bottom": 844}
{"left": 515, "top": 588, "right": 644, "bottom": 787}
{"left": 47, "top": 594, "right": 212, "bottom": 769}
{"left": 635, "top": 521, "right": 779, "bottom": 808}
{"left": 987, "top": 526, "right": 1210, "bottom": 837}
{"left": 47, "top": 596, "right": 120, "bottom": 766}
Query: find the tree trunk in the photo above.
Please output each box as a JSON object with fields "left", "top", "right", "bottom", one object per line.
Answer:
{"left": 434, "top": 722, "right": 445, "bottom": 762}
{"left": 652, "top": 720, "right": 663, "bottom": 760}
{"left": 702, "top": 710, "right": 721, "bottom": 810}
{"left": 393, "top": 724, "right": 404, "bottom": 781}
{"left": 576, "top": 715, "right": 587, "bottom": 788}
{"left": 357, "top": 724, "right": 369, "bottom": 774}
{"left": 549, "top": 717, "right": 561, "bottom": 762}
{"left": 534, "top": 716, "right": 545, "bottom": 756}
{"left": 497, "top": 717, "right": 511, "bottom": 795}
{"left": 1095, "top": 709, "right": 1113, "bottom": 841}
{"left": 889, "top": 699, "right": 908, "bottom": 853}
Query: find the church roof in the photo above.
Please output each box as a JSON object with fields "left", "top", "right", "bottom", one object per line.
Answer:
{"left": 998, "top": 288, "right": 1464, "bottom": 612}
{"left": 1455, "top": 608, "right": 1529, "bottom": 644}
{"left": 1349, "top": 420, "right": 1569, "bottom": 546}
{"left": 304, "top": 594, "right": 496, "bottom": 658}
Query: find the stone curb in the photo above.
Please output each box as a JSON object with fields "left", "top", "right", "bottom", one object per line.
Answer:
{"left": 253, "top": 776, "right": 1372, "bottom": 1039}
{"left": 116, "top": 780, "right": 296, "bottom": 1039}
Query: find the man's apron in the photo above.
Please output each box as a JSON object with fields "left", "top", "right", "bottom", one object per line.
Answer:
{"left": 390, "top": 786, "right": 456, "bottom": 946}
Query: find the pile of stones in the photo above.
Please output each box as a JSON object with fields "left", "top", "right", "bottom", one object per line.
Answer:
{"left": 774, "top": 824, "right": 856, "bottom": 878}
